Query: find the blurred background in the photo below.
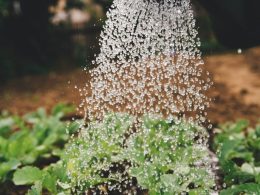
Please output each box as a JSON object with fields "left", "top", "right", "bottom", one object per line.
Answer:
{"left": 0, "top": 0, "right": 110, "bottom": 82}
{"left": 1, "top": 0, "right": 260, "bottom": 82}
{"left": 0, "top": 0, "right": 260, "bottom": 124}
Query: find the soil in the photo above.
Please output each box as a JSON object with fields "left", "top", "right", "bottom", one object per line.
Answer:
{"left": 1, "top": 47, "right": 260, "bottom": 125}
{"left": 205, "top": 47, "right": 260, "bottom": 125}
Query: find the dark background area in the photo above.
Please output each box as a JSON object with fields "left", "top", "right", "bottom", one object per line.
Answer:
{"left": 0, "top": 0, "right": 260, "bottom": 83}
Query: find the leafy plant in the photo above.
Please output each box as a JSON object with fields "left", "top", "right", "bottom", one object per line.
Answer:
{"left": 61, "top": 113, "right": 215, "bottom": 194}
{"left": 13, "top": 161, "right": 70, "bottom": 195}
{"left": 8, "top": 112, "right": 215, "bottom": 194}
{"left": 125, "top": 115, "right": 214, "bottom": 194}
{"left": 0, "top": 103, "right": 80, "bottom": 184}
{"left": 213, "top": 120, "right": 260, "bottom": 194}
{"left": 12, "top": 113, "right": 133, "bottom": 194}
{"left": 63, "top": 113, "right": 134, "bottom": 193}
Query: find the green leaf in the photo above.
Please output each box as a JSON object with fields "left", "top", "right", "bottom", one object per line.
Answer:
{"left": 61, "top": 114, "right": 214, "bottom": 194}
{"left": 45, "top": 161, "right": 68, "bottom": 183}
{"left": 67, "top": 121, "right": 81, "bottom": 134}
{"left": 13, "top": 116, "right": 28, "bottom": 130}
{"left": 13, "top": 166, "right": 43, "bottom": 185}
{"left": 42, "top": 171, "right": 57, "bottom": 193}
{"left": 256, "top": 174, "right": 260, "bottom": 183}
{"left": 232, "top": 120, "right": 249, "bottom": 133}
{"left": 51, "top": 103, "right": 74, "bottom": 117}
{"left": 57, "top": 181, "right": 71, "bottom": 190}
{"left": 36, "top": 108, "right": 46, "bottom": 119}
{"left": 52, "top": 148, "right": 63, "bottom": 157}
{"left": 26, "top": 181, "right": 42, "bottom": 195}
{"left": 256, "top": 125, "right": 260, "bottom": 137}
{"left": 248, "top": 137, "right": 260, "bottom": 150}
{"left": 0, "top": 136, "right": 7, "bottom": 155}
{"left": 43, "top": 133, "right": 58, "bottom": 146}
{"left": 0, "top": 159, "right": 21, "bottom": 181}
{"left": 0, "top": 117, "right": 14, "bottom": 136}
{"left": 218, "top": 139, "right": 240, "bottom": 162}
{"left": 160, "top": 174, "right": 180, "bottom": 192}
{"left": 6, "top": 134, "right": 38, "bottom": 163}
{"left": 189, "top": 188, "right": 209, "bottom": 195}
{"left": 220, "top": 183, "right": 260, "bottom": 195}
{"left": 241, "top": 163, "right": 254, "bottom": 175}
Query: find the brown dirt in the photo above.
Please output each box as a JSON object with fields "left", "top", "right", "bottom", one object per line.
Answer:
{"left": 0, "top": 69, "right": 87, "bottom": 115}
{"left": 205, "top": 47, "right": 260, "bottom": 125}
{"left": 1, "top": 47, "right": 260, "bottom": 125}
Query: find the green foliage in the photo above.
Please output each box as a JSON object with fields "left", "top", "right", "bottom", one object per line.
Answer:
{"left": 13, "top": 161, "right": 70, "bottom": 195}
{"left": 63, "top": 113, "right": 214, "bottom": 194}
{"left": 125, "top": 116, "right": 214, "bottom": 194}
{"left": 2, "top": 111, "right": 215, "bottom": 194}
{"left": 5, "top": 107, "right": 260, "bottom": 195}
{"left": 64, "top": 113, "right": 134, "bottom": 192}
{"left": 0, "top": 103, "right": 80, "bottom": 183}
{"left": 13, "top": 166, "right": 43, "bottom": 185}
{"left": 220, "top": 183, "right": 260, "bottom": 195}
{"left": 214, "top": 120, "right": 260, "bottom": 194}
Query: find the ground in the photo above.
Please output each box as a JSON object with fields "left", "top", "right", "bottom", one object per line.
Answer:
{"left": 1, "top": 47, "right": 260, "bottom": 125}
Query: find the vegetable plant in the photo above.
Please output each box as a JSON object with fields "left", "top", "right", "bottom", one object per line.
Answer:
{"left": 62, "top": 113, "right": 215, "bottom": 194}
{"left": 4, "top": 111, "right": 215, "bottom": 194}
{"left": 213, "top": 120, "right": 260, "bottom": 194}
{"left": 0, "top": 103, "right": 80, "bottom": 187}
{"left": 125, "top": 115, "right": 215, "bottom": 194}
{"left": 13, "top": 161, "right": 70, "bottom": 195}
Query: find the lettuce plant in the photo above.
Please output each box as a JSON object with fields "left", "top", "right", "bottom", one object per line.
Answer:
{"left": 213, "top": 120, "right": 260, "bottom": 194}
{"left": 125, "top": 115, "right": 214, "bottom": 194}
{"left": 13, "top": 161, "right": 70, "bottom": 195}
{"left": 0, "top": 104, "right": 80, "bottom": 184}
{"left": 62, "top": 113, "right": 215, "bottom": 194}
{"left": 11, "top": 113, "right": 215, "bottom": 194}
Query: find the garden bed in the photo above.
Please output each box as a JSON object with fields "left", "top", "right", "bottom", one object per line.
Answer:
{"left": 0, "top": 48, "right": 260, "bottom": 194}
{"left": 0, "top": 105, "right": 259, "bottom": 194}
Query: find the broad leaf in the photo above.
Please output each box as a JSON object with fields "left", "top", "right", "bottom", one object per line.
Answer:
{"left": 26, "top": 181, "right": 42, "bottom": 195}
{"left": 0, "top": 159, "right": 21, "bottom": 181}
{"left": 220, "top": 183, "right": 260, "bottom": 195}
{"left": 13, "top": 166, "right": 43, "bottom": 185}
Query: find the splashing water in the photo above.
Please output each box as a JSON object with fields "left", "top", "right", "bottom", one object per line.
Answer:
{"left": 69, "top": 0, "right": 216, "bottom": 193}
{"left": 81, "top": 0, "right": 212, "bottom": 124}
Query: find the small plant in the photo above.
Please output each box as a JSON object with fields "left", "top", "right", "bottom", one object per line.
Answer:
{"left": 213, "top": 120, "right": 260, "bottom": 194}
{"left": 64, "top": 113, "right": 135, "bottom": 193}
{"left": 0, "top": 103, "right": 80, "bottom": 187}
{"left": 125, "top": 115, "right": 214, "bottom": 194}
{"left": 62, "top": 113, "right": 215, "bottom": 194}
{"left": 7, "top": 112, "right": 215, "bottom": 194}
{"left": 12, "top": 113, "right": 133, "bottom": 195}
{"left": 13, "top": 161, "right": 70, "bottom": 194}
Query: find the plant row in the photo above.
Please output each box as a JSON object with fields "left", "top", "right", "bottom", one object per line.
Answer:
{"left": 0, "top": 105, "right": 259, "bottom": 194}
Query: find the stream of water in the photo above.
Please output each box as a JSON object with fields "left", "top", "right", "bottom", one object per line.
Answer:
{"left": 81, "top": 0, "right": 212, "bottom": 125}
{"left": 73, "top": 0, "right": 215, "bottom": 193}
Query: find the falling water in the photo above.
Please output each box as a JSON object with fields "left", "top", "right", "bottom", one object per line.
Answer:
{"left": 81, "top": 0, "right": 212, "bottom": 124}
{"left": 71, "top": 0, "right": 215, "bottom": 193}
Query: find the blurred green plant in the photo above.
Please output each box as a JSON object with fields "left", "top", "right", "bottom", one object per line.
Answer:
{"left": 0, "top": 0, "right": 10, "bottom": 17}
{"left": 0, "top": 103, "right": 80, "bottom": 186}
{"left": 213, "top": 120, "right": 260, "bottom": 194}
{"left": 13, "top": 161, "right": 70, "bottom": 194}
